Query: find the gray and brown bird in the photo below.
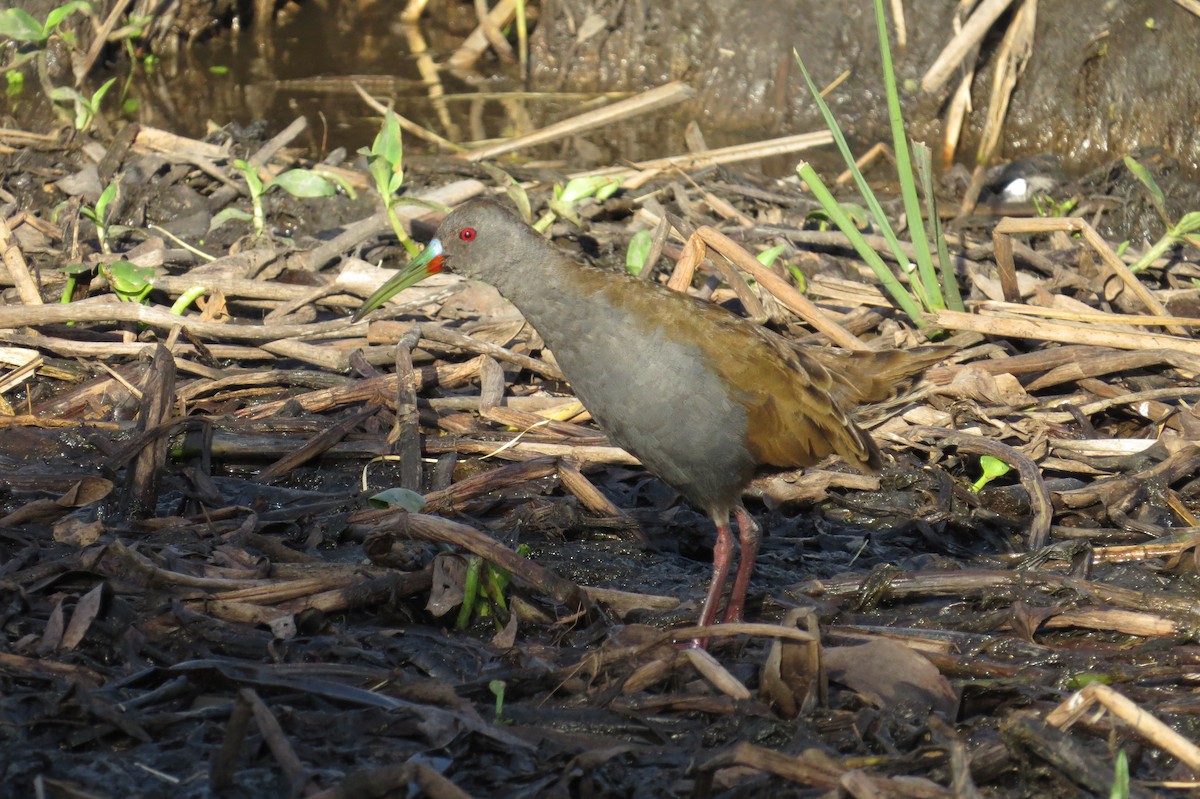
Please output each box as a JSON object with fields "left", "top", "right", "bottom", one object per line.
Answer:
{"left": 355, "top": 200, "right": 949, "bottom": 635}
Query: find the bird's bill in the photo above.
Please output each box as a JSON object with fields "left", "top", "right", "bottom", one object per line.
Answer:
{"left": 352, "top": 239, "right": 445, "bottom": 321}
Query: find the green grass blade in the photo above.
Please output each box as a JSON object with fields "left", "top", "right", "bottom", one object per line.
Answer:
{"left": 874, "top": 0, "right": 942, "bottom": 312}
{"left": 793, "top": 49, "right": 917, "bottom": 294}
{"left": 913, "top": 142, "right": 964, "bottom": 311}
{"left": 798, "top": 162, "right": 926, "bottom": 326}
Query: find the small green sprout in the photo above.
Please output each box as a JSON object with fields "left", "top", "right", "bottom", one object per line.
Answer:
{"left": 213, "top": 160, "right": 336, "bottom": 238}
{"left": 972, "top": 455, "right": 1011, "bottom": 492}
{"left": 58, "top": 262, "right": 94, "bottom": 306}
{"left": 168, "top": 286, "right": 208, "bottom": 316}
{"left": 456, "top": 556, "right": 486, "bottom": 630}
{"left": 1109, "top": 750, "right": 1129, "bottom": 799}
{"left": 806, "top": 201, "right": 871, "bottom": 233}
{"left": 1124, "top": 156, "right": 1200, "bottom": 274}
{"left": 360, "top": 109, "right": 419, "bottom": 256}
{"left": 58, "top": 261, "right": 156, "bottom": 309}
{"left": 489, "top": 680, "right": 507, "bottom": 723}
{"left": 756, "top": 244, "right": 787, "bottom": 267}
{"left": 625, "top": 229, "right": 653, "bottom": 275}
{"left": 533, "top": 176, "right": 620, "bottom": 232}
{"left": 455, "top": 544, "right": 528, "bottom": 631}
{"left": 756, "top": 244, "right": 807, "bottom": 291}
{"left": 50, "top": 76, "right": 115, "bottom": 132}
{"left": 1031, "top": 194, "right": 1078, "bottom": 218}
{"left": 79, "top": 179, "right": 118, "bottom": 254}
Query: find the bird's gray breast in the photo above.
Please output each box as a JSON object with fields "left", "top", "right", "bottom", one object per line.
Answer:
{"left": 515, "top": 285, "right": 754, "bottom": 513}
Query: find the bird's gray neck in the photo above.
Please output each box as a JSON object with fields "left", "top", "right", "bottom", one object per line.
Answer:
{"left": 481, "top": 249, "right": 616, "bottom": 349}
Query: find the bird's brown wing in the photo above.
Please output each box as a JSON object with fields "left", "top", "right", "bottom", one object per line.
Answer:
{"left": 693, "top": 309, "right": 882, "bottom": 473}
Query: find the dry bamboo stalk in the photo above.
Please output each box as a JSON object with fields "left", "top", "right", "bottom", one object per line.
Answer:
{"left": 0, "top": 331, "right": 265, "bottom": 362}
{"left": 133, "top": 125, "right": 228, "bottom": 162}
{"left": 933, "top": 309, "right": 1200, "bottom": 356}
{"left": 0, "top": 215, "right": 42, "bottom": 305}
{"left": 446, "top": 0, "right": 518, "bottom": 71}
{"left": 0, "top": 302, "right": 346, "bottom": 341}
{"left": 976, "top": 300, "right": 1200, "bottom": 328}
{"left": 993, "top": 216, "right": 1186, "bottom": 334}
{"left": 1045, "top": 683, "right": 1200, "bottom": 771}
{"left": 975, "top": 0, "right": 1036, "bottom": 165}
{"left": 682, "top": 648, "right": 752, "bottom": 700}
{"left": 1174, "top": 0, "right": 1200, "bottom": 17}
{"left": 461, "top": 82, "right": 696, "bottom": 162}
{"left": 576, "top": 131, "right": 834, "bottom": 183}
{"left": 425, "top": 437, "right": 640, "bottom": 466}
{"left": 236, "top": 357, "right": 486, "bottom": 420}
{"left": 920, "top": 0, "right": 1021, "bottom": 93}
{"left": 695, "top": 226, "right": 868, "bottom": 351}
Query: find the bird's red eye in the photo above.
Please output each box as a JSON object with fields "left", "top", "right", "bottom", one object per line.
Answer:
{"left": 460, "top": 227, "right": 476, "bottom": 241}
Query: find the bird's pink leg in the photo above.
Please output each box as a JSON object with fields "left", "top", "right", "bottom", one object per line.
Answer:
{"left": 695, "top": 514, "right": 735, "bottom": 640}
{"left": 723, "top": 504, "right": 761, "bottom": 623}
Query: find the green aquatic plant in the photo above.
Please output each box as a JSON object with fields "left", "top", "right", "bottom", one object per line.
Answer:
{"left": 360, "top": 109, "right": 421, "bottom": 257}
{"left": 794, "top": 0, "right": 963, "bottom": 327}
{"left": 1123, "top": 155, "right": 1200, "bottom": 274}
{"left": 213, "top": 160, "right": 336, "bottom": 238}
{"left": 533, "top": 175, "right": 620, "bottom": 233}
{"left": 79, "top": 179, "right": 118, "bottom": 254}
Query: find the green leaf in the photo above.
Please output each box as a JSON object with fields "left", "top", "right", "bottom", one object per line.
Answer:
{"left": 234, "top": 159, "right": 264, "bottom": 198}
{"left": 626, "top": 229, "right": 653, "bottom": 275}
{"left": 367, "top": 487, "right": 426, "bottom": 512}
{"left": 268, "top": 169, "right": 336, "bottom": 198}
{"left": 559, "top": 176, "right": 610, "bottom": 204}
{"left": 787, "top": 264, "right": 808, "bottom": 292}
{"left": 0, "top": 9, "right": 47, "bottom": 42}
{"left": 44, "top": 2, "right": 92, "bottom": 36}
{"left": 972, "top": 455, "right": 1011, "bottom": 492}
{"left": 372, "top": 110, "right": 403, "bottom": 167}
{"left": 90, "top": 76, "right": 116, "bottom": 109}
{"left": 594, "top": 179, "right": 620, "bottom": 201}
{"left": 1123, "top": 156, "right": 1165, "bottom": 213}
{"left": 1109, "top": 750, "right": 1129, "bottom": 799}
{"left": 210, "top": 207, "right": 253, "bottom": 230}
{"left": 102, "top": 261, "right": 155, "bottom": 295}
{"left": 59, "top": 262, "right": 95, "bottom": 275}
{"left": 94, "top": 180, "right": 118, "bottom": 222}
{"left": 386, "top": 171, "right": 405, "bottom": 196}
{"left": 49, "top": 85, "right": 82, "bottom": 102}
{"left": 366, "top": 158, "right": 394, "bottom": 199}
{"left": 756, "top": 244, "right": 787, "bottom": 267}
{"left": 1174, "top": 210, "right": 1200, "bottom": 236}
{"left": 1067, "top": 672, "right": 1111, "bottom": 690}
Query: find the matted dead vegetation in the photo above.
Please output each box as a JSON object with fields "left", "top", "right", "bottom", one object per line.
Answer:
{"left": 4, "top": 2, "right": 1200, "bottom": 798}
{"left": 2, "top": 110, "right": 1199, "bottom": 796}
